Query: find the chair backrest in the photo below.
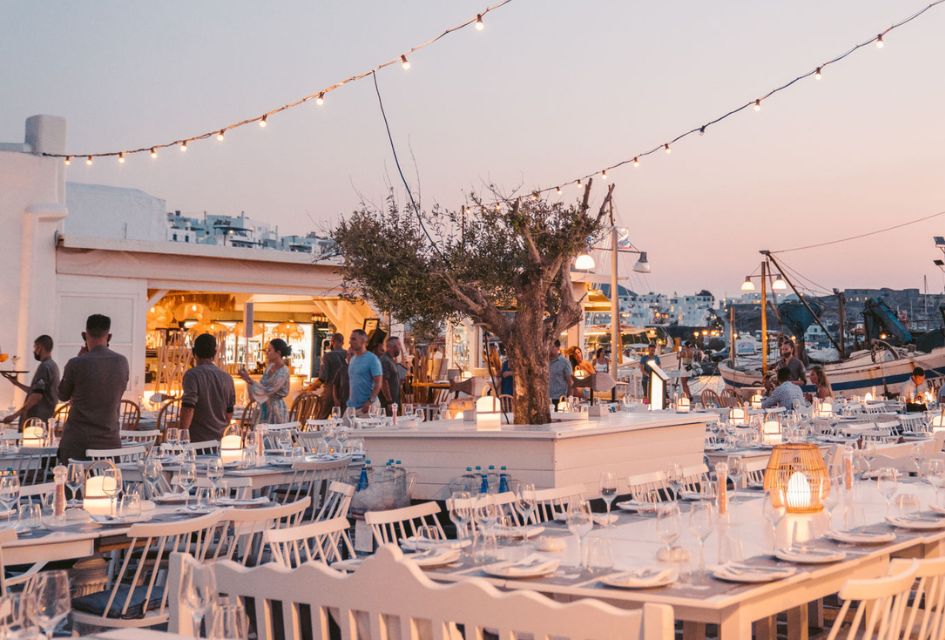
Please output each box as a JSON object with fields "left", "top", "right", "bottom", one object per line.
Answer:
{"left": 239, "top": 400, "right": 261, "bottom": 434}
{"left": 498, "top": 394, "right": 514, "bottom": 413}
{"left": 157, "top": 398, "right": 182, "bottom": 434}
{"left": 0, "top": 527, "right": 19, "bottom": 594}
{"left": 119, "top": 399, "right": 141, "bottom": 430}
{"left": 54, "top": 402, "right": 71, "bottom": 424}
{"left": 267, "top": 459, "right": 349, "bottom": 515}
{"left": 892, "top": 556, "right": 945, "bottom": 640}
{"left": 87, "top": 445, "right": 148, "bottom": 464}
{"left": 289, "top": 392, "right": 321, "bottom": 424}
{"left": 168, "top": 546, "right": 675, "bottom": 640}
{"left": 213, "top": 498, "right": 309, "bottom": 566}
{"left": 700, "top": 389, "right": 722, "bottom": 408}
{"left": 162, "top": 440, "right": 219, "bottom": 456}
{"left": 315, "top": 481, "right": 355, "bottom": 521}
{"left": 826, "top": 560, "right": 918, "bottom": 640}
{"left": 364, "top": 501, "right": 445, "bottom": 546}
{"left": 720, "top": 388, "right": 740, "bottom": 408}
{"left": 677, "top": 464, "right": 710, "bottom": 494}
{"left": 264, "top": 516, "right": 353, "bottom": 567}
{"left": 627, "top": 471, "right": 668, "bottom": 503}
{"left": 120, "top": 429, "right": 160, "bottom": 448}
{"left": 525, "top": 484, "right": 586, "bottom": 523}
{"left": 19, "top": 481, "right": 55, "bottom": 502}
{"left": 7, "top": 452, "right": 53, "bottom": 485}
{"left": 447, "top": 492, "right": 521, "bottom": 536}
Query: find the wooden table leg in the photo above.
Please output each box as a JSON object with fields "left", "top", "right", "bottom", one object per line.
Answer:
{"left": 787, "top": 604, "right": 810, "bottom": 640}
{"left": 809, "top": 599, "right": 824, "bottom": 631}
{"left": 682, "top": 621, "right": 706, "bottom": 640}
{"left": 719, "top": 609, "right": 749, "bottom": 640}
{"left": 753, "top": 616, "right": 777, "bottom": 640}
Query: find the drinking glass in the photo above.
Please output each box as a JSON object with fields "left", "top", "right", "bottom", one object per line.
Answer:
{"left": 179, "top": 462, "right": 197, "bottom": 508}
{"left": 876, "top": 468, "right": 899, "bottom": 515}
{"left": 206, "top": 457, "right": 224, "bottom": 501}
{"left": 515, "top": 482, "right": 536, "bottom": 526}
{"left": 209, "top": 599, "right": 249, "bottom": 640}
{"left": 664, "top": 463, "right": 682, "bottom": 500}
{"left": 403, "top": 403, "right": 414, "bottom": 418}
{"left": 0, "top": 475, "right": 20, "bottom": 514}
{"left": 66, "top": 462, "right": 84, "bottom": 506}
{"left": 2, "top": 592, "right": 36, "bottom": 639}
{"left": 182, "top": 560, "right": 218, "bottom": 637}
{"left": 912, "top": 442, "right": 925, "bottom": 474}
{"left": 276, "top": 430, "right": 293, "bottom": 455}
{"left": 165, "top": 427, "right": 180, "bottom": 447}
{"left": 762, "top": 490, "right": 785, "bottom": 550}
{"left": 585, "top": 537, "right": 614, "bottom": 575}
{"left": 17, "top": 503, "right": 41, "bottom": 532}
{"left": 449, "top": 491, "right": 471, "bottom": 541}
{"left": 143, "top": 458, "right": 164, "bottom": 498}
{"left": 656, "top": 502, "right": 681, "bottom": 558}
{"left": 894, "top": 493, "right": 921, "bottom": 519}
{"left": 330, "top": 406, "right": 341, "bottom": 421}
{"left": 31, "top": 570, "right": 70, "bottom": 639}
{"left": 599, "top": 472, "right": 618, "bottom": 524}
{"left": 566, "top": 501, "right": 594, "bottom": 568}
{"left": 475, "top": 500, "right": 500, "bottom": 561}
{"left": 688, "top": 501, "right": 714, "bottom": 583}
{"left": 120, "top": 490, "right": 142, "bottom": 519}
{"left": 925, "top": 459, "right": 945, "bottom": 506}
{"left": 727, "top": 456, "right": 744, "bottom": 491}
{"left": 101, "top": 467, "right": 121, "bottom": 516}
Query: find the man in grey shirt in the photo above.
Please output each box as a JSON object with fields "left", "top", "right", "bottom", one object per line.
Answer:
{"left": 549, "top": 339, "right": 574, "bottom": 406}
{"left": 1, "top": 334, "right": 59, "bottom": 427}
{"left": 58, "top": 314, "right": 129, "bottom": 463}
{"left": 380, "top": 336, "right": 402, "bottom": 415}
{"left": 180, "top": 333, "right": 236, "bottom": 443}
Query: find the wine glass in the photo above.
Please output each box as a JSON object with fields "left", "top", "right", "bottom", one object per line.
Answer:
{"left": 31, "top": 570, "right": 70, "bottom": 639}
{"left": 0, "top": 474, "right": 21, "bottom": 514}
{"left": 165, "top": 427, "right": 180, "bottom": 448}
{"left": 762, "top": 490, "right": 785, "bottom": 550}
{"left": 276, "top": 430, "right": 293, "bottom": 456}
{"left": 181, "top": 560, "right": 218, "bottom": 637}
{"left": 143, "top": 458, "right": 164, "bottom": 498}
{"left": 565, "top": 501, "right": 594, "bottom": 568}
{"left": 599, "top": 472, "right": 618, "bottom": 525}
{"left": 656, "top": 502, "right": 681, "bottom": 559}
{"left": 179, "top": 429, "right": 191, "bottom": 448}
{"left": 688, "top": 501, "right": 715, "bottom": 583}
{"left": 179, "top": 462, "right": 197, "bottom": 509}
{"left": 924, "top": 459, "right": 945, "bottom": 506}
{"left": 330, "top": 406, "right": 341, "bottom": 422}
{"left": 206, "top": 457, "right": 224, "bottom": 503}
{"left": 209, "top": 599, "right": 249, "bottom": 640}
{"left": 475, "top": 499, "right": 500, "bottom": 561}
{"left": 100, "top": 467, "right": 121, "bottom": 517}
{"left": 876, "top": 468, "right": 899, "bottom": 516}
{"left": 727, "top": 456, "right": 744, "bottom": 491}
{"left": 515, "top": 482, "right": 536, "bottom": 526}
{"left": 66, "top": 462, "right": 84, "bottom": 506}
{"left": 449, "top": 491, "right": 472, "bottom": 542}
{"left": 664, "top": 463, "right": 682, "bottom": 500}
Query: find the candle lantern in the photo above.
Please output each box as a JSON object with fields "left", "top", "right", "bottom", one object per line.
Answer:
{"left": 864, "top": 392, "right": 874, "bottom": 402}
{"left": 21, "top": 419, "right": 46, "bottom": 447}
{"left": 676, "top": 397, "right": 691, "bottom": 414}
{"left": 816, "top": 400, "right": 834, "bottom": 420}
{"left": 220, "top": 424, "right": 243, "bottom": 464}
{"left": 474, "top": 395, "right": 502, "bottom": 429}
{"left": 729, "top": 406, "right": 747, "bottom": 427}
{"left": 750, "top": 394, "right": 763, "bottom": 410}
{"left": 83, "top": 460, "right": 122, "bottom": 516}
{"left": 763, "top": 443, "right": 829, "bottom": 514}
{"left": 761, "top": 414, "right": 783, "bottom": 445}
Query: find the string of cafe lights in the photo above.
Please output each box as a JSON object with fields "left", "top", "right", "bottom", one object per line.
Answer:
{"left": 526, "top": 0, "right": 945, "bottom": 201}
{"left": 47, "top": 1, "right": 512, "bottom": 166}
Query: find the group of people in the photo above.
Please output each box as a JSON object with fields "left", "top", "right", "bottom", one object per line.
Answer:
{"left": 761, "top": 339, "right": 831, "bottom": 410}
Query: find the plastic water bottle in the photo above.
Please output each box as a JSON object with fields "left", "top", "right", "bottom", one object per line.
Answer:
{"left": 498, "top": 466, "right": 510, "bottom": 493}
{"left": 357, "top": 460, "right": 372, "bottom": 491}
{"left": 461, "top": 466, "right": 478, "bottom": 492}
{"left": 477, "top": 465, "right": 488, "bottom": 494}
{"left": 486, "top": 465, "right": 500, "bottom": 493}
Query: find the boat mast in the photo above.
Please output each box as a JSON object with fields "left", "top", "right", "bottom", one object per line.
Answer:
{"left": 834, "top": 288, "right": 846, "bottom": 359}
{"left": 729, "top": 304, "right": 736, "bottom": 369}
{"left": 761, "top": 259, "right": 768, "bottom": 378}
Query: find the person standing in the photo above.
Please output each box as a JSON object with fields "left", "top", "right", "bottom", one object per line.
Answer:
{"left": 380, "top": 336, "right": 403, "bottom": 415}
{"left": 347, "top": 329, "right": 382, "bottom": 416}
{"left": 639, "top": 344, "right": 661, "bottom": 398}
{"left": 180, "top": 334, "right": 236, "bottom": 443}
{"left": 1, "top": 335, "right": 59, "bottom": 427}
{"left": 309, "top": 333, "right": 347, "bottom": 419}
{"left": 239, "top": 339, "right": 291, "bottom": 424}
{"left": 57, "top": 315, "right": 129, "bottom": 463}
{"left": 549, "top": 339, "right": 574, "bottom": 407}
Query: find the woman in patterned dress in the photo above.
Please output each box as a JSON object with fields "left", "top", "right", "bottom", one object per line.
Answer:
{"left": 238, "top": 339, "right": 291, "bottom": 424}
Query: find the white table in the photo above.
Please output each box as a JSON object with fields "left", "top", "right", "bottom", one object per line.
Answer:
{"left": 358, "top": 411, "right": 713, "bottom": 500}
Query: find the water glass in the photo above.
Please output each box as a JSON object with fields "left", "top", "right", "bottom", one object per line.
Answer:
{"left": 449, "top": 491, "right": 472, "bottom": 541}
{"left": 30, "top": 570, "right": 71, "bottom": 639}
{"left": 585, "top": 537, "right": 614, "bottom": 574}
{"left": 17, "top": 503, "right": 41, "bottom": 531}
{"left": 688, "top": 501, "right": 714, "bottom": 582}
{"left": 179, "top": 462, "right": 197, "bottom": 508}
{"left": 181, "top": 560, "right": 218, "bottom": 637}
{"left": 0, "top": 475, "right": 20, "bottom": 514}
{"left": 209, "top": 599, "right": 249, "bottom": 640}
{"left": 876, "top": 468, "right": 899, "bottom": 515}
{"left": 515, "top": 482, "right": 536, "bottom": 526}
{"left": 894, "top": 493, "right": 921, "bottom": 518}
{"left": 120, "top": 491, "right": 142, "bottom": 518}
{"left": 165, "top": 427, "right": 180, "bottom": 447}
{"left": 656, "top": 502, "right": 681, "bottom": 556}
{"left": 762, "top": 490, "right": 785, "bottom": 550}
{"left": 566, "top": 502, "right": 594, "bottom": 567}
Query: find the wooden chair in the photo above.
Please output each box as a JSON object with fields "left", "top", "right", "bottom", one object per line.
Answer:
{"left": 525, "top": 484, "right": 586, "bottom": 523}
{"left": 87, "top": 445, "right": 148, "bottom": 465}
{"left": 168, "top": 546, "right": 675, "bottom": 640}
{"left": 893, "top": 556, "right": 945, "bottom": 640}
{"left": 72, "top": 512, "right": 222, "bottom": 629}
{"left": 315, "top": 481, "right": 355, "bottom": 521}
{"left": 264, "top": 516, "right": 354, "bottom": 568}
{"left": 720, "top": 388, "right": 741, "bottom": 408}
{"left": 676, "top": 463, "right": 710, "bottom": 494}
{"left": 265, "top": 459, "right": 349, "bottom": 518}
{"left": 627, "top": 471, "right": 668, "bottom": 503}
{"left": 498, "top": 393, "right": 514, "bottom": 413}
{"left": 364, "top": 501, "right": 446, "bottom": 546}
{"left": 53, "top": 402, "right": 71, "bottom": 424}
{"left": 700, "top": 389, "right": 722, "bottom": 408}
{"left": 824, "top": 560, "right": 917, "bottom": 640}
{"left": 256, "top": 422, "right": 300, "bottom": 451}
{"left": 119, "top": 399, "right": 141, "bottom": 430}
{"left": 156, "top": 398, "right": 182, "bottom": 436}
{"left": 289, "top": 392, "right": 320, "bottom": 424}
{"left": 161, "top": 440, "right": 219, "bottom": 457}
{"left": 212, "top": 498, "right": 309, "bottom": 567}
{"left": 239, "top": 400, "right": 261, "bottom": 434}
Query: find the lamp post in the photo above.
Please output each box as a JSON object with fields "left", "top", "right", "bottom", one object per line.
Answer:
{"left": 740, "top": 257, "right": 787, "bottom": 378}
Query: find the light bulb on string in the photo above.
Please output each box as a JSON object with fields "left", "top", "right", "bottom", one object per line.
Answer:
{"left": 576, "top": 179, "right": 582, "bottom": 188}
{"left": 180, "top": 141, "right": 188, "bottom": 152}
{"left": 150, "top": 147, "right": 158, "bottom": 159}
{"left": 600, "top": 170, "right": 608, "bottom": 181}
{"left": 555, "top": 186, "right": 562, "bottom": 195}
{"left": 633, "top": 157, "right": 640, "bottom": 167}
{"left": 815, "top": 66, "right": 822, "bottom": 80}
{"left": 64, "top": 156, "right": 72, "bottom": 166}
{"left": 216, "top": 130, "right": 225, "bottom": 141}
{"left": 876, "top": 34, "right": 884, "bottom": 48}
{"left": 316, "top": 92, "right": 325, "bottom": 106}
{"left": 475, "top": 14, "right": 484, "bottom": 30}
{"left": 664, "top": 143, "right": 671, "bottom": 154}
{"left": 400, "top": 54, "right": 410, "bottom": 70}
{"left": 754, "top": 99, "right": 762, "bottom": 112}
{"left": 85, "top": 156, "right": 93, "bottom": 166}
{"left": 259, "top": 115, "right": 268, "bottom": 128}
{"left": 117, "top": 152, "right": 125, "bottom": 164}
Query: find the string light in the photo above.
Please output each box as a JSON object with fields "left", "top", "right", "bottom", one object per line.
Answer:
{"left": 601, "top": 169, "right": 608, "bottom": 180}
{"left": 180, "top": 141, "right": 188, "bottom": 152}
{"left": 400, "top": 55, "right": 411, "bottom": 70}
{"left": 259, "top": 115, "right": 268, "bottom": 128}
{"left": 664, "top": 143, "right": 671, "bottom": 154}
{"left": 316, "top": 92, "right": 325, "bottom": 106}
{"left": 64, "top": 156, "right": 71, "bottom": 166}
{"left": 118, "top": 152, "right": 125, "bottom": 163}
{"left": 632, "top": 157, "right": 640, "bottom": 167}
{"left": 815, "top": 66, "right": 822, "bottom": 79}
{"left": 753, "top": 99, "right": 762, "bottom": 111}
{"left": 216, "top": 130, "right": 225, "bottom": 141}
{"left": 876, "top": 33, "right": 885, "bottom": 47}
{"left": 85, "top": 156, "right": 93, "bottom": 166}
{"left": 150, "top": 147, "right": 158, "bottom": 158}
{"left": 475, "top": 14, "right": 485, "bottom": 30}
{"left": 555, "top": 186, "right": 562, "bottom": 195}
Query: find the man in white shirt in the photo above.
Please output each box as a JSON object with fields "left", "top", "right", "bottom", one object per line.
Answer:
{"left": 762, "top": 367, "right": 809, "bottom": 411}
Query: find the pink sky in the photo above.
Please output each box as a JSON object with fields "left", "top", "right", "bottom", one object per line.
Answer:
{"left": 3, "top": 1, "right": 944, "bottom": 297}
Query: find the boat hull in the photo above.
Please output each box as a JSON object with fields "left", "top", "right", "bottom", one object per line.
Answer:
{"left": 718, "top": 347, "right": 945, "bottom": 397}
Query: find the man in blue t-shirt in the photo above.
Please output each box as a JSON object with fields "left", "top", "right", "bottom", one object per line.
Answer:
{"left": 347, "top": 329, "right": 383, "bottom": 415}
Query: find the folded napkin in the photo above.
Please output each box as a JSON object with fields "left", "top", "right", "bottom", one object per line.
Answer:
{"left": 487, "top": 554, "right": 559, "bottom": 577}
{"left": 405, "top": 547, "right": 461, "bottom": 567}
{"left": 717, "top": 562, "right": 795, "bottom": 579}
{"left": 492, "top": 524, "right": 545, "bottom": 539}
{"left": 603, "top": 567, "right": 676, "bottom": 588}
{"left": 217, "top": 496, "right": 269, "bottom": 506}
{"left": 400, "top": 536, "right": 467, "bottom": 551}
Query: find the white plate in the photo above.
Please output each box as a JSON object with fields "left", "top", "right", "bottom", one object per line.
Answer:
{"left": 600, "top": 568, "right": 677, "bottom": 589}
{"left": 151, "top": 493, "right": 189, "bottom": 505}
{"left": 216, "top": 497, "right": 271, "bottom": 507}
{"left": 401, "top": 538, "right": 470, "bottom": 552}
{"left": 712, "top": 563, "right": 796, "bottom": 583}
{"left": 482, "top": 557, "right": 560, "bottom": 579}
{"left": 775, "top": 547, "right": 846, "bottom": 564}
{"left": 493, "top": 525, "right": 545, "bottom": 539}
{"left": 405, "top": 548, "right": 461, "bottom": 568}
{"left": 91, "top": 513, "right": 153, "bottom": 526}
{"left": 826, "top": 530, "right": 896, "bottom": 545}
{"left": 886, "top": 515, "right": 945, "bottom": 530}
{"left": 616, "top": 500, "right": 660, "bottom": 513}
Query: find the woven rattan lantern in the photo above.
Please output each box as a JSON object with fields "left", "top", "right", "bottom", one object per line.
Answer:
{"left": 762, "top": 443, "right": 829, "bottom": 514}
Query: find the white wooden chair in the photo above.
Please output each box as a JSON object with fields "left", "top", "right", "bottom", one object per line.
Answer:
{"left": 364, "top": 501, "right": 446, "bottom": 546}
{"left": 212, "top": 498, "right": 309, "bottom": 567}
{"left": 168, "top": 546, "right": 675, "bottom": 640}
{"left": 256, "top": 422, "right": 301, "bottom": 451}
{"left": 72, "top": 512, "right": 222, "bottom": 629}
{"left": 525, "top": 484, "right": 586, "bottom": 523}
{"left": 8, "top": 451, "right": 53, "bottom": 485}
{"left": 265, "top": 459, "right": 349, "bottom": 516}
{"left": 120, "top": 429, "right": 160, "bottom": 449}
{"left": 825, "top": 560, "right": 917, "bottom": 640}
{"left": 87, "top": 445, "right": 148, "bottom": 465}
{"left": 264, "top": 516, "right": 354, "bottom": 567}
{"left": 446, "top": 492, "right": 521, "bottom": 538}
{"left": 893, "top": 556, "right": 945, "bottom": 640}
{"left": 677, "top": 463, "right": 710, "bottom": 494}
{"left": 627, "top": 471, "right": 667, "bottom": 503}
{"left": 315, "top": 481, "right": 355, "bottom": 521}
{"left": 161, "top": 440, "right": 219, "bottom": 456}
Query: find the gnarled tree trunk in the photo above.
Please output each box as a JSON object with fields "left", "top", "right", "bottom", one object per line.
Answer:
{"left": 506, "top": 301, "right": 552, "bottom": 425}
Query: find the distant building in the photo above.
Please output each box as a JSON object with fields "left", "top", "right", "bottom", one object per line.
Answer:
{"left": 166, "top": 210, "right": 335, "bottom": 257}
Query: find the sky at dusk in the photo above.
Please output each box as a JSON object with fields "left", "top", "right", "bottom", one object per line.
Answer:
{"left": 3, "top": 1, "right": 944, "bottom": 298}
